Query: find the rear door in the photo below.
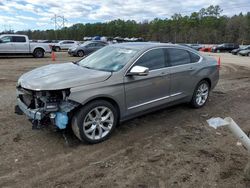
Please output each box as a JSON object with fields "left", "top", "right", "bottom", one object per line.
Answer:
{"left": 0, "top": 36, "right": 15, "bottom": 53}
{"left": 85, "top": 43, "right": 97, "bottom": 54}
{"left": 124, "top": 48, "right": 171, "bottom": 114}
{"left": 166, "top": 48, "right": 201, "bottom": 100}
{"left": 12, "top": 36, "right": 29, "bottom": 53}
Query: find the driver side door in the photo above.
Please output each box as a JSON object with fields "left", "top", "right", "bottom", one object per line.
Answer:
{"left": 124, "top": 48, "right": 171, "bottom": 114}
{"left": 0, "top": 36, "right": 15, "bottom": 53}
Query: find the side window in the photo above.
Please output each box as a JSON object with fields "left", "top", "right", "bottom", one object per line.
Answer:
{"left": 167, "top": 48, "right": 190, "bottom": 66}
{"left": 135, "top": 48, "right": 165, "bottom": 70}
{"left": 189, "top": 52, "right": 201, "bottom": 63}
{"left": 1, "top": 36, "right": 12, "bottom": 43}
{"left": 95, "top": 43, "right": 105, "bottom": 47}
{"left": 13, "top": 36, "right": 26, "bottom": 43}
{"left": 87, "top": 43, "right": 95, "bottom": 47}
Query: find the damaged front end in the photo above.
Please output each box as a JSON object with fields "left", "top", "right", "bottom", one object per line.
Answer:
{"left": 15, "top": 86, "right": 79, "bottom": 130}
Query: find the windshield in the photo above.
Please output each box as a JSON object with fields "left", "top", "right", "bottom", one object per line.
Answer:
{"left": 78, "top": 46, "right": 139, "bottom": 72}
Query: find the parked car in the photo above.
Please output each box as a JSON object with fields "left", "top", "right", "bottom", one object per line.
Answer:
{"left": 15, "top": 43, "right": 219, "bottom": 144}
{"left": 199, "top": 47, "right": 212, "bottom": 52}
{"left": 53, "top": 40, "right": 79, "bottom": 51}
{"left": 0, "top": 34, "right": 52, "bottom": 58}
{"left": 68, "top": 41, "right": 107, "bottom": 57}
{"left": 189, "top": 44, "right": 203, "bottom": 51}
{"left": 238, "top": 49, "right": 250, "bottom": 56}
{"left": 211, "top": 43, "right": 239, "bottom": 53}
{"left": 231, "top": 45, "right": 250, "bottom": 55}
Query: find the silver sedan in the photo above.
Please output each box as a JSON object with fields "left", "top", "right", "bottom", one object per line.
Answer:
{"left": 16, "top": 43, "right": 219, "bottom": 144}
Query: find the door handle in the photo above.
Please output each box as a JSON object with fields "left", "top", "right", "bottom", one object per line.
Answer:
{"left": 160, "top": 72, "right": 166, "bottom": 76}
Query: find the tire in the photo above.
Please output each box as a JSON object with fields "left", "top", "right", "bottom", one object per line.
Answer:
{"left": 77, "top": 50, "right": 84, "bottom": 57}
{"left": 71, "top": 100, "right": 118, "bottom": 144}
{"left": 190, "top": 80, "right": 210, "bottom": 108}
{"left": 55, "top": 46, "right": 60, "bottom": 52}
{"left": 216, "top": 49, "right": 220, "bottom": 53}
{"left": 33, "top": 49, "right": 44, "bottom": 58}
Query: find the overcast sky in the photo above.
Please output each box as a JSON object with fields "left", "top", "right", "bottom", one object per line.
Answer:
{"left": 0, "top": 0, "right": 249, "bottom": 31}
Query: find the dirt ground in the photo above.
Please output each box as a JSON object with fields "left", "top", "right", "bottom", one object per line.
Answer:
{"left": 0, "top": 52, "right": 250, "bottom": 188}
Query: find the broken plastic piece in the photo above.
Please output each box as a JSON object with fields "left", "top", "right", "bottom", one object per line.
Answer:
{"left": 206, "top": 117, "right": 229, "bottom": 129}
{"left": 55, "top": 112, "right": 68, "bottom": 129}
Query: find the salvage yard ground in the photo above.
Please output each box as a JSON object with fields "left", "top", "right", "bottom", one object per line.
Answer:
{"left": 0, "top": 52, "right": 250, "bottom": 188}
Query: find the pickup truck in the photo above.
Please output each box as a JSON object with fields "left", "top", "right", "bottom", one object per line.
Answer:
{"left": 0, "top": 34, "right": 52, "bottom": 58}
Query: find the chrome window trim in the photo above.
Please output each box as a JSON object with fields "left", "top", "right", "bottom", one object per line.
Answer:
{"left": 127, "top": 92, "right": 182, "bottom": 110}
{"left": 124, "top": 46, "right": 203, "bottom": 76}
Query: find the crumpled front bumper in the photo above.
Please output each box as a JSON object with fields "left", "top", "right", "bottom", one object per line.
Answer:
{"left": 16, "top": 98, "right": 43, "bottom": 120}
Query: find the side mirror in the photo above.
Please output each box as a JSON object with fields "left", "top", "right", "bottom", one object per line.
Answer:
{"left": 127, "top": 65, "right": 149, "bottom": 76}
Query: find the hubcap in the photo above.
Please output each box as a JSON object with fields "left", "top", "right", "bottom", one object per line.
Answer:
{"left": 196, "top": 83, "right": 209, "bottom": 106}
{"left": 78, "top": 51, "right": 84, "bottom": 57}
{"left": 83, "top": 106, "right": 114, "bottom": 140}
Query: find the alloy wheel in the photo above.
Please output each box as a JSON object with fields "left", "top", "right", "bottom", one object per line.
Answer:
{"left": 195, "top": 83, "right": 209, "bottom": 106}
{"left": 83, "top": 106, "right": 114, "bottom": 140}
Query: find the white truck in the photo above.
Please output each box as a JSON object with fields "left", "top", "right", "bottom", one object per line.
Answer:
{"left": 0, "top": 34, "right": 52, "bottom": 58}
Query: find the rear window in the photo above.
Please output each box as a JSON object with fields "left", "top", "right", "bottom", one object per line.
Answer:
{"left": 189, "top": 52, "right": 201, "bottom": 63}
{"left": 167, "top": 48, "right": 190, "bottom": 66}
{"left": 13, "top": 36, "right": 26, "bottom": 43}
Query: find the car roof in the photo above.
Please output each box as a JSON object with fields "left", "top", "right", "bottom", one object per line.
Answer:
{"left": 112, "top": 42, "right": 196, "bottom": 52}
{"left": 0, "top": 34, "right": 27, "bottom": 37}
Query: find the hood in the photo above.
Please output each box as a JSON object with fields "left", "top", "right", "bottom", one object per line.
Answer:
{"left": 18, "top": 62, "right": 111, "bottom": 90}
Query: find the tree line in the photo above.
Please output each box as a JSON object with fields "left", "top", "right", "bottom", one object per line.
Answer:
{"left": 3, "top": 5, "right": 250, "bottom": 44}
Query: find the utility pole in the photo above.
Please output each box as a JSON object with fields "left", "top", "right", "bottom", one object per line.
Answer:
{"left": 51, "top": 14, "right": 57, "bottom": 30}
{"left": 51, "top": 14, "right": 67, "bottom": 29}
{"left": 51, "top": 14, "right": 67, "bottom": 39}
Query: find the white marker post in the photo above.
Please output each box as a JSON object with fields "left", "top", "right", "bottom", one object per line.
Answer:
{"left": 207, "top": 117, "right": 250, "bottom": 180}
{"left": 207, "top": 117, "right": 250, "bottom": 151}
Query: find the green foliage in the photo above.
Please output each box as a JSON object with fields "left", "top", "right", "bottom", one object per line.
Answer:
{"left": 11, "top": 5, "right": 250, "bottom": 44}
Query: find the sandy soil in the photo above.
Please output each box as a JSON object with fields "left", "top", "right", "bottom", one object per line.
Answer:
{"left": 0, "top": 52, "right": 250, "bottom": 188}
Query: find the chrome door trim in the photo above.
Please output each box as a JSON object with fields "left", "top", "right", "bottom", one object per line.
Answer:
{"left": 127, "top": 92, "right": 182, "bottom": 110}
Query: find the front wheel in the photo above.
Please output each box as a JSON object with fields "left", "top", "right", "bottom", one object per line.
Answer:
{"left": 72, "top": 100, "right": 118, "bottom": 144}
{"left": 190, "top": 80, "right": 210, "bottom": 108}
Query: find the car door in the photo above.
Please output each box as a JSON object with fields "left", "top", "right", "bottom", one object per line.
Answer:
{"left": 166, "top": 48, "right": 201, "bottom": 100}
{"left": 85, "top": 43, "right": 97, "bottom": 54}
{"left": 60, "top": 41, "right": 68, "bottom": 49}
{"left": 124, "top": 48, "right": 171, "bottom": 114}
{"left": 67, "top": 41, "right": 76, "bottom": 49}
{"left": 94, "top": 43, "right": 105, "bottom": 51}
{"left": 0, "top": 36, "right": 15, "bottom": 53}
{"left": 12, "top": 36, "right": 29, "bottom": 53}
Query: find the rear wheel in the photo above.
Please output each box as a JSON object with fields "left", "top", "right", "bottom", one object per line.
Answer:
{"left": 33, "top": 49, "right": 44, "bottom": 58}
{"left": 72, "top": 100, "right": 118, "bottom": 144}
{"left": 77, "top": 50, "right": 84, "bottom": 57}
{"left": 190, "top": 80, "right": 210, "bottom": 108}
